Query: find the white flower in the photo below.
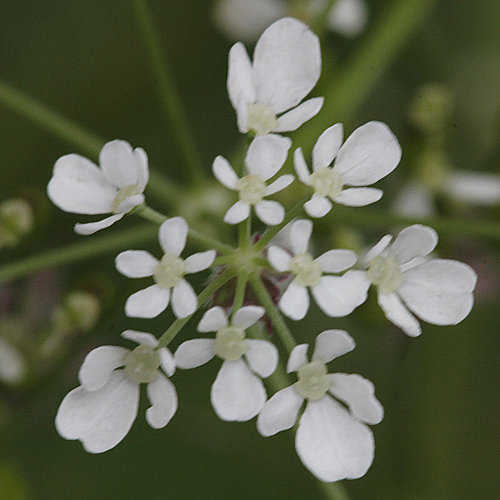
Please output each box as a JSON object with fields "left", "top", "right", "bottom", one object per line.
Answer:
{"left": 294, "top": 122, "right": 402, "bottom": 217}
{"left": 213, "top": 134, "right": 294, "bottom": 225}
{"left": 267, "top": 219, "right": 368, "bottom": 320}
{"left": 0, "top": 338, "right": 26, "bottom": 384}
{"left": 391, "top": 181, "right": 436, "bottom": 218}
{"left": 48, "top": 140, "right": 149, "bottom": 235}
{"left": 257, "top": 329, "right": 383, "bottom": 482}
{"left": 55, "top": 330, "right": 177, "bottom": 453}
{"left": 227, "top": 17, "right": 323, "bottom": 135}
{"left": 363, "top": 224, "right": 477, "bottom": 337}
{"left": 175, "top": 306, "right": 278, "bottom": 421}
{"left": 444, "top": 171, "right": 500, "bottom": 206}
{"left": 115, "top": 217, "right": 215, "bottom": 319}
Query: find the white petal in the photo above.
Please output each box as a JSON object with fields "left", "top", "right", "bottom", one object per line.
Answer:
{"left": 115, "top": 193, "right": 145, "bottom": 213}
{"left": 333, "top": 121, "right": 401, "bottom": 186}
{"left": 287, "top": 344, "right": 309, "bottom": 373}
{"left": 293, "top": 148, "right": 311, "bottom": 184}
{"left": 316, "top": 249, "right": 357, "bottom": 273}
{"left": 115, "top": 250, "right": 158, "bottom": 278}
{"left": 121, "top": 330, "right": 158, "bottom": 347}
{"left": 78, "top": 346, "right": 128, "bottom": 391}
{"left": 304, "top": 195, "right": 333, "bottom": 218}
{"left": 245, "top": 339, "right": 278, "bottom": 377}
{"left": 175, "top": 339, "right": 216, "bottom": 369}
{"left": 312, "top": 123, "right": 344, "bottom": 171}
{"left": 289, "top": 219, "right": 312, "bottom": 255}
{"left": 295, "top": 396, "right": 375, "bottom": 482}
{"left": 398, "top": 259, "right": 476, "bottom": 325}
{"left": 267, "top": 245, "right": 292, "bottom": 272}
{"left": 328, "top": 0, "right": 368, "bottom": 37}
{"left": 158, "top": 348, "right": 176, "bottom": 376}
{"left": 255, "top": 200, "right": 284, "bottom": 225}
{"left": 125, "top": 285, "right": 170, "bottom": 318}
{"left": 99, "top": 140, "right": 143, "bottom": 189}
{"left": 212, "top": 156, "right": 239, "bottom": 190}
{"left": 445, "top": 171, "right": 500, "bottom": 205}
{"left": 388, "top": 224, "right": 438, "bottom": 264}
{"left": 253, "top": 17, "right": 321, "bottom": 114}
{"left": 224, "top": 201, "right": 250, "bottom": 224}
{"left": 146, "top": 373, "right": 177, "bottom": 429}
{"left": 198, "top": 306, "right": 229, "bottom": 332}
{"left": 133, "top": 147, "right": 149, "bottom": 190}
{"left": 274, "top": 97, "right": 324, "bottom": 132}
{"left": 257, "top": 386, "right": 304, "bottom": 436}
{"left": 184, "top": 250, "right": 216, "bottom": 274}
{"left": 55, "top": 371, "right": 139, "bottom": 454}
{"left": 364, "top": 234, "right": 392, "bottom": 263}
{"left": 74, "top": 214, "right": 124, "bottom": 235}
{"left": 245, "top": 134, "right": 291, "bottom": 180}
{"left": 233, "top": 305, "right": 265, "bottom": 329}
{"left": 158, "top": 217, "right": 188, "bottom": 256}
{"left": 171, "top": 279, "right": 197, "bottom": 318}
{"left": 210, "top": 359, "right": 267, "bottom": 421}
{"left": 329, "top": 373, "right": 384, "bottom": 425}
{"left": 391, "top": 181, "right": 436, "bottom": 218}
{"left": 333, "top": 187, "right": 383, "bottom": 207}
{"left": 279, "top": 281, "right": 309, "bottom": 320}
{"left": 377, "top": 292, "right": 421, "bottom": 337}
{"left": 264, "top": 174, "right": 294, "bottom": 196}
{"left": 48, "top": 154, "right": 115, "bottom": 214}
{"left": 311, "top": 271, "right": 369, "bottom": 317}
{"left": 312, "top": 330, "right": 355, "bottom": 363}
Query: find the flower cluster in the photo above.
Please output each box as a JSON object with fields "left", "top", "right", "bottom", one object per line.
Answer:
{"left": 49, "top": 18, "right": 477, "bottom": 485}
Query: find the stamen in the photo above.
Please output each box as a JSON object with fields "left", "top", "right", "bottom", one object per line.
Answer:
{"left": 309, "top": 168, "right": 343, "bottom": 198}
{"left": 153, "top": 254, "right": 186, "bottom": 288}
{"left": 367, "top": 256, "right": 403, "bottom": 294}
{"left": 295, "top": 361, "right": 330, "bottom": 401}
{"left": 124, "top": 345, "right": 161, "bottom": 384}
{"left": 246, "top": 103, "right": 278, "bottom": 135}
{"left": 236, "top": 175, "right": 266, "bottom": 205}
{"left": 214, "top": 326, "right": 248, "bottom": 361}
{"left": 289, "top": 253, "right": 322, "bottom": 287}
{"left": 111, "top": 184, "right": 141, "bottom": 213}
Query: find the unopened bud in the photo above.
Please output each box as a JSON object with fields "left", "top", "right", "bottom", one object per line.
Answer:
{"left": 0, "top": 199, "right": 33, "bottom": 249}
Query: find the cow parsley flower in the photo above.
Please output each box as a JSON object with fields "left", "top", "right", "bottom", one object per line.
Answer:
{"left": 294, "top": 122, "right": 402, "bottom": 217}
{"left": 227, "top": 17, "right": 323, "bottom": 135}
{"left": 257, "top": 329, "right": 383, "bottom": 482}
{"left": 267, "top": 219, "right": 368, "bottom": 320}
{"left": 55, "top": 330, "right": 177, "bottom": 453}
{"left": 363, "top": 224, "right": 477, "bottom": 337}
{"left": 48, "top": 140, "right": 149, "bottom": 235}
{"left": 213, "top": 134, "right": 294, "bottom": 225}
{"left": 0, "top": 338, "right": 26, "bottom": 385}
{"left": 115, "top": 217, "right": 215, "bottom": 319}
{"left": 175, "top": 306, "right": 278, "bottom": 421}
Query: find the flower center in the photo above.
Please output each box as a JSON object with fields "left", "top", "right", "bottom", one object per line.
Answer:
{"left": 111, "top": 184, "right": 141, "bottom": 213}
{"left": 124, "top": 345, "right": 161, "bottom": 384}
{"left": 289, "top": 253, "right": 322, "bottom": 287}
{"left": 236, "top": 175, "right": 266, "bottom": 205}
{"left": 309, "top": 167, "right": 343, "bottom": 198}
{"left": 153, "top": 254, "right": 185, "bottom": 288}
{"left": 246, "top": 103, "right": 278, "bottom": 135}
{"left": 295, "top": 361, "right": 330, "bottom": 401}
{"left": 367, "top": 256, "right": 403, "bottom": 294}
{"left": 214, "top": 326, "right": 248, "bottom": 361}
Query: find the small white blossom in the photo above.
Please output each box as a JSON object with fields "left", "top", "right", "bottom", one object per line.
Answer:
{"left": 175, "top": 306, "right": 278, "bottom": 421}
{"left": 115, "top": 217, "right": 215, "bottom": 319}
{"left": 257, "top": 330, "right": 383, "bottom": 482}
{"left": 444, "top": 171, "right": 500, "bottom": 206}
{"left": 0, "top": 338, "right": 26, "bottom": 384}
{"left": 363, "top": 224, "right": 477, "bottom": 337}
{"left": 213, "top": 134, "right": 294, "bottom": 225}
{"left": 294, "top": 122, "right": 402, "bottom": 217}
{"left": 227, "top": 17, "right": 323, "bottom": 135}
{"left": 55, "top": 330, "right": 177, "bottom": 453}
{"left": 48, "top": 140, "right": 149, "bottom": 235}
{"left": 268, "top": 219, "right": 368, "bottom": 320}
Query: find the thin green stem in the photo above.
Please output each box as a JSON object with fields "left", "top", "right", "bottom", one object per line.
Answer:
{"left": 130, "top": 0, "right": 206, "bottom": 185}
{"left": 248, "top": 274, "right": 296, "bottom": 353}
{"left": 238, "top": 217, "right": 251, "bottom": 250}
{"left": 231, "top": 271, "right": 248, "bottom": 318}
{"left": 157, "top": 268, "right": 235, "bottom": 348}
{"left": 0, "top": 225, "right": 157, "bottom": 284}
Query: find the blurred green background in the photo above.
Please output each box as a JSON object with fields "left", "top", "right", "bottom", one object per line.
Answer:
{"left": 0, "top": 0, "right": 499, "bottom": 499}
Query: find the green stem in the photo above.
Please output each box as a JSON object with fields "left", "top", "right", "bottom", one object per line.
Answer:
{"left": 231, "top": 271, "right": 248, "bottom": 318}
{"left": 238, "top": 217, "right": 251, "bottom": 250}
{"left": 157, "top": 268, "right": 235, "bottom": 348}
{"left": 130, "top": 0, "right": 206, "bottom": 185}
{"left": 248, "top": 274, "right": 296, "bottom": 354}
{"left": 0, "top": 225, "right": 157, "bottom": 284}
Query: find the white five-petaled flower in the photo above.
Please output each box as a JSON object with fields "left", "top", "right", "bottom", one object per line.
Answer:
{"left": 363, "top": 224, "right": 477, "bottom": 337}
{"left": 48, "top": 140, "right": 149, "bottom": 235}
{"left": 174, "top": 306, "right": 278, "bottom": 421}
{"left": 55, "top": 330, "right": 177, "bottom": 453}
{"left": 213, "top": 134, "right": 294, "bottom": 225}
{"left": 257, "top": 329, "right": 383, "bottom": 482}
{"left": 227, "top": 17, "right": 323, "bottom": 136}
{"left": 267, "top": 219, "right": 368, "bottom": 320}
{"left": 294, "top": 122, "right": 402, "bottom": 217}
{"left": 115, "top": 217, "right": 215, "bottom": 319}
